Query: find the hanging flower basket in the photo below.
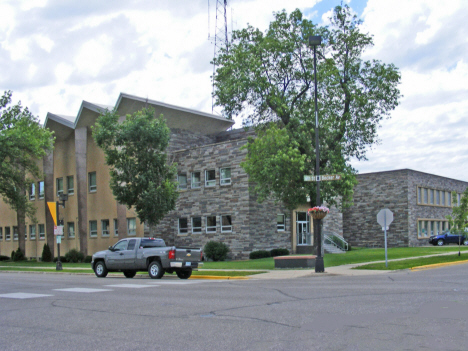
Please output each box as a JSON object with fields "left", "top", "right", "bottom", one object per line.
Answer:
{"left": 308, "top": 206, "right": 330, "bottom": 220}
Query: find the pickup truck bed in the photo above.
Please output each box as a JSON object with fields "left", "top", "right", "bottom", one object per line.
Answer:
{"left": 91, "top": 237, "right": 203, "bottom": 279}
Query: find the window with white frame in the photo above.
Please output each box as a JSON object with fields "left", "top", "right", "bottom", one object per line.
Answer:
{"left": 206, "top": 216, "right": 217, "bottom": 233}
{"left": 0, "top": 228, "right": 3, "bottom": 241}
{"left": 29, "top": 225, "right": 36, "bottom": 240}
{"left": 88, "top": 172, "right": 97, "bottom": 192}
{"left": 220, "top": 167, "right": 231, "bottom": 185}
{"left": 277, "top": 214, "right": 285, "bottom": 231}
{"left": 29, "top": 183, "right": 36, "bottom": 200}
{"left": 56, "top": 177, "right": 64, "bottom": 197}
{"left": 101, "top": 219, "right": 110, "bottom": 236}
{"left": 89, "top": 220, "right": 97, "bottom": 237}
{"left": 191, "top": 172, "right": 201, "bottom": 188}
{"left": 38, "top": 224, "right": 45, "bottom": 239}
{"left": 67, "top": 176, "right": 74, "bottom": 195}
{"left": 38, "top": 181, "right": 44, "bottom": 199}
{"left": 178, "top": 174, "right": 187, "bottom": 190}
{"left": 127, "top": 218, "right": 136, "bottom": 236}
{"left": 114, "top": 219, "right": 119, "bottom": 236}
{"left": 192, "top": 217, "right": 202, "bottom": 233}
{"left": 68, "top": 222, "right": 75, "bottom": 238}
{"left": 221, "top": 215, "right": 232, "bottom": 232}
{"left": 205, "top": 170, "right": 216, "bottom": 187}
{"left": 5, "top": 227, "right": 11, "bottom": 240}
{"left": 13, "top": 226, "right": 18, "bottom": 240}
{"left": 178, "top": 218, "right": 188, "bottom": 235}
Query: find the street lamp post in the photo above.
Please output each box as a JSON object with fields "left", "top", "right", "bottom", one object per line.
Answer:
{"left": 309, "top": 35, "right": 324, "bottom": 273}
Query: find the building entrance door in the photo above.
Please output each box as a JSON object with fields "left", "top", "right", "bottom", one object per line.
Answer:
{"left": 296, "top": 212, "right": 311, "bottom": 245}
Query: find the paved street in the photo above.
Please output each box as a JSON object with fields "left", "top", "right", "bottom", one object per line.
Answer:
{"left": 1, "top": 264, "right": 468, "bottom": 351}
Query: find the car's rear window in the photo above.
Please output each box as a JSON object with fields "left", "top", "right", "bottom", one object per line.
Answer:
{"left": 140, "top": 239, "right": 165, "bottom": 248}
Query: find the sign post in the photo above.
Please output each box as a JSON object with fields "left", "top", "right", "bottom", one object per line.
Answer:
{"left": 377, "top": 209, "right": 394, "bottom": 268}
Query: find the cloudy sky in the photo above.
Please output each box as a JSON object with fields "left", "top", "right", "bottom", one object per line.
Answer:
{"left": 1, "top": 0, "right": 467, "bottom": 181}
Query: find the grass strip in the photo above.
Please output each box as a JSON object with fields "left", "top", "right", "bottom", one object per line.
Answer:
{"left": 355, "top": 254, "right": 468, "bottom": 270}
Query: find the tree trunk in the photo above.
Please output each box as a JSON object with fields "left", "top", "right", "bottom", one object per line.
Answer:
{"left": 17, "top": 209, "right": 26, "bottom": 256}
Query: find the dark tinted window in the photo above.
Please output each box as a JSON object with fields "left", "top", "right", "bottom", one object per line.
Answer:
{"left": 140, "top": 238, "right": 165, "bottom": 248}
{"left": 127, "top": 239, "right": 136, "bottom": 250}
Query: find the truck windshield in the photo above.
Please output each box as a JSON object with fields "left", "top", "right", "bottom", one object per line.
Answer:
{"left": 140, "top": 239, "right": 165, "bottom": 248}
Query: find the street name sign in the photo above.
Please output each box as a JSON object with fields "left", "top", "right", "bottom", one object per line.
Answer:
{"left": 304, "top": 174, "right": 342, "bottom": 182}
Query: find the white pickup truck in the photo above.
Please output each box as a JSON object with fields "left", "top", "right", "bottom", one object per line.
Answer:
{"left": 91, "top": 237, "right": 203, "bottom": 279}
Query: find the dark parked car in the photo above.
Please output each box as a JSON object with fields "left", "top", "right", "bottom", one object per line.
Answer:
{"left": 428, "top": 231, "right": 468, "bottom": 246}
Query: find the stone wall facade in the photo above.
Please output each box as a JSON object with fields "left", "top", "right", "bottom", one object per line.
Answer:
{"left": 343, "top": 169, "right": 468, "bottom": 248}
{"left": 147, "top": 130, "right": 291, "bottom": 259}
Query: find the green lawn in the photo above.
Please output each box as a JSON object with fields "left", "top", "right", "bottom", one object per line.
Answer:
{"left": 1, "top": 246, "right": 467, "bottom": 272}
{"left": 356, "top": 255, "right": 468, "bottom": 270}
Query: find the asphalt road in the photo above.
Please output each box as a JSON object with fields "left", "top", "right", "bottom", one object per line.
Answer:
{"left": 1, "top": 265, "right": 467, "bottom": 351}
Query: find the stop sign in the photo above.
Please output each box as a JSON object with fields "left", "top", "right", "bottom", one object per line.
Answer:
{"left": 377, "top": 209, "right": 393, "bottom": 228}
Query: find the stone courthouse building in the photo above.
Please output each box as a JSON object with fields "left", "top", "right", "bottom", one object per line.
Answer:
{"left": 1, "top": 93, "right": 466, "bottom": 259}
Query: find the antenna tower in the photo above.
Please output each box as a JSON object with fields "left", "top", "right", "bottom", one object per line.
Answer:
{"left": 210, "top": 0, "right": 229, "bottom": 113}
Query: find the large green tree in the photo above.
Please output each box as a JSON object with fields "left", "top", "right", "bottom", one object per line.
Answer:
{"left": 447, "top": 188, "right": 468, "bottom": 234}
{"left": 0, "top": 91, "right": 54, "bottom": 255}
{"left": 213, "top": 5, "right": 401, "bottom": 211}
{"left": 92, "top": 107, "right": 178, "bottom": 227}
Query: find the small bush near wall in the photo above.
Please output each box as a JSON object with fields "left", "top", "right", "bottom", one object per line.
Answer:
{"left": 65, "top": 249, "right": 85, "bottom": 263}
{"left": 249, "top": 250, "right": 271, "bottom": 259}
{"left": 0, "top": 255, "right": 10, "bottom": 261}
{"left": 204, "top": 241, "right": 230, "bottom": 261}
{"left": 41, "top": 243, "right": 52, "bottom": 262}
{"left": 12, "top": 248, "right": 26, "bottom": 261}
{"left": 270, "top": 248, "right": 290, "bottom": 257}
{"left": 84, "top": 256, "right": 92, "bottom": 263}
{"left": 53, "top": 256, "right": 68, "bottom": 263}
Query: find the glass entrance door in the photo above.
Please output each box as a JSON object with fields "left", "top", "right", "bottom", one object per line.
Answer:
{"left": 296, "top": 212, "right": 311, "bottom": 245}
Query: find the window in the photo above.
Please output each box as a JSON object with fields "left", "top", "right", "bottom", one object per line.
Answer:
{"left": 417, "top": 219, "right": 450, "bottom": 239}
{"left": 206, "top": 216, "right": 217, "bottom": 233}
{"left": 220, "top": 167, "right": 231, "bottom": 185}
{"left": 448, "top": 193, "right": 451, "bottom": 207}
{"left": 39, "top": 224, "right": 45, "bottom": 239}
{"left": 0, "top": 228, "right": 3, "bottom": 241}
{"left": 423, "top": 188, "right": 428, "bottom": 204}
{"left": 127, "top": 239, "right": 136, "bottom": 251}
{"left": 113, "top": 240, "right": 128, "bottom": 251}
{"left": 191, "top": 172, "right": 201, "bottom": 188}
{"left": 56, "top": 177, "right": 64, "bottom": 196}
{"left": 89, "top": 172, "right": 97, "bottom": 192}
{"left": 429, "top": 189, "right": 434, "bottom": 204}
{"left": 67, "top": 222, "right": 75, "bottom": 238}
{"left": 221, "top": 215, "right": 232, "bottom": 232}
{"left": 127, "top": 218, "right": 136, "bottom": 236}
{"left": 29, "top": 183, "right": 36, "bottom": 200}
{"left": 114, "top": 219, "right": 119, "bottom": 236}
{"left": 89, "top": 220, "right": 97, "bottom": 237}
{"left": 178, "top": 218, "right": 188, "bottom": 235}
{"left": 67, "top": 176, "right": 74, "bottom": 195}
{"left": 277, "top": 214, "right": 285, "bottom": 231}
{"left": 457, "top": 193, "right": 461, "bottom": 206}
{"left": 441, "top": 191, "right": 446, "bottom": 206}
{"left": 435, "top": 190, "right": 440, "bottom": 205}
{"left": 178, "top": 174, "right": 187, "bottom": 190}
{"left": 192, "top": 217, "right": 202, "bottom": 233}
{"left": 38, "top": 181, "right": 44, "bottom": 199}
{"left": 417, "top": 187, "right": 421, "bottom": 203}
{"left": 29, "top": 225, "right": 36, "bottom": 240}
{"left": 205, "top": 169, "right": 216, "bottom": 187}
{"left": 13, "top": 226, "right": 18, "bottom": 241}
{"left": 101, "top": 219, "right": 110, "bottom": 236}
{"left": 5, "top": 227, "right": 11, "bottom": 240}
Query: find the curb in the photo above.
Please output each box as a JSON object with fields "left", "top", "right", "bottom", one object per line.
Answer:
{"left": 411, "top": 259, "right": 468, "bottom": 271}
{"left": 189, "top": 275, "right": 249, "bottom": 280}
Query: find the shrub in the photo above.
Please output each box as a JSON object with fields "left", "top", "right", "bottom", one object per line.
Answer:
{"left": 0, "top": 255, "right": 10, "bottom": 261}
{"left": 204, "top": 241, "right": 229, "bottom": 261}
{"left": 41, "top": 243, "right": 52, "bottom": 262}
{"left": 53, "top": 256, "right": 68, "bottom": 263}
{"left": 270, "top": 248, "right": 289, "bottom": 257}
{"left": 84, "top": 255, "right": 93, "bottom": 263}
{"left": 65, "top": 249, "right": 84, "bottom": 263}
{"left": 12, "top": 248, "right": 26, "bottom": 261}
{"left": 249, "top": 250, "right": 271, "bottom": 259}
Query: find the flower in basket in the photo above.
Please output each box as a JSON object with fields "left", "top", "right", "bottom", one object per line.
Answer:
{"left": 308, "top": 206, "right": 330, "bottom": 214}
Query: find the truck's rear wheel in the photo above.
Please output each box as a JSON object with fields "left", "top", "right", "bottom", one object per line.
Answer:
{"left": 123, "top": 270, "right": 137, "bottom": 278}
{"left": 94, "top": 261, "right": 108, "bottom": 278}
{"left": 148, "top": 261, "right": 164, "bottom": 279}
{"left": 176, "top": 269, "right": 192, "bottom": 279}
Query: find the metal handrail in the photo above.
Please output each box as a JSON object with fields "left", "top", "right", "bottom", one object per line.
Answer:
{"left": 324, "top": 233, "right": 348, "bottom": 251}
